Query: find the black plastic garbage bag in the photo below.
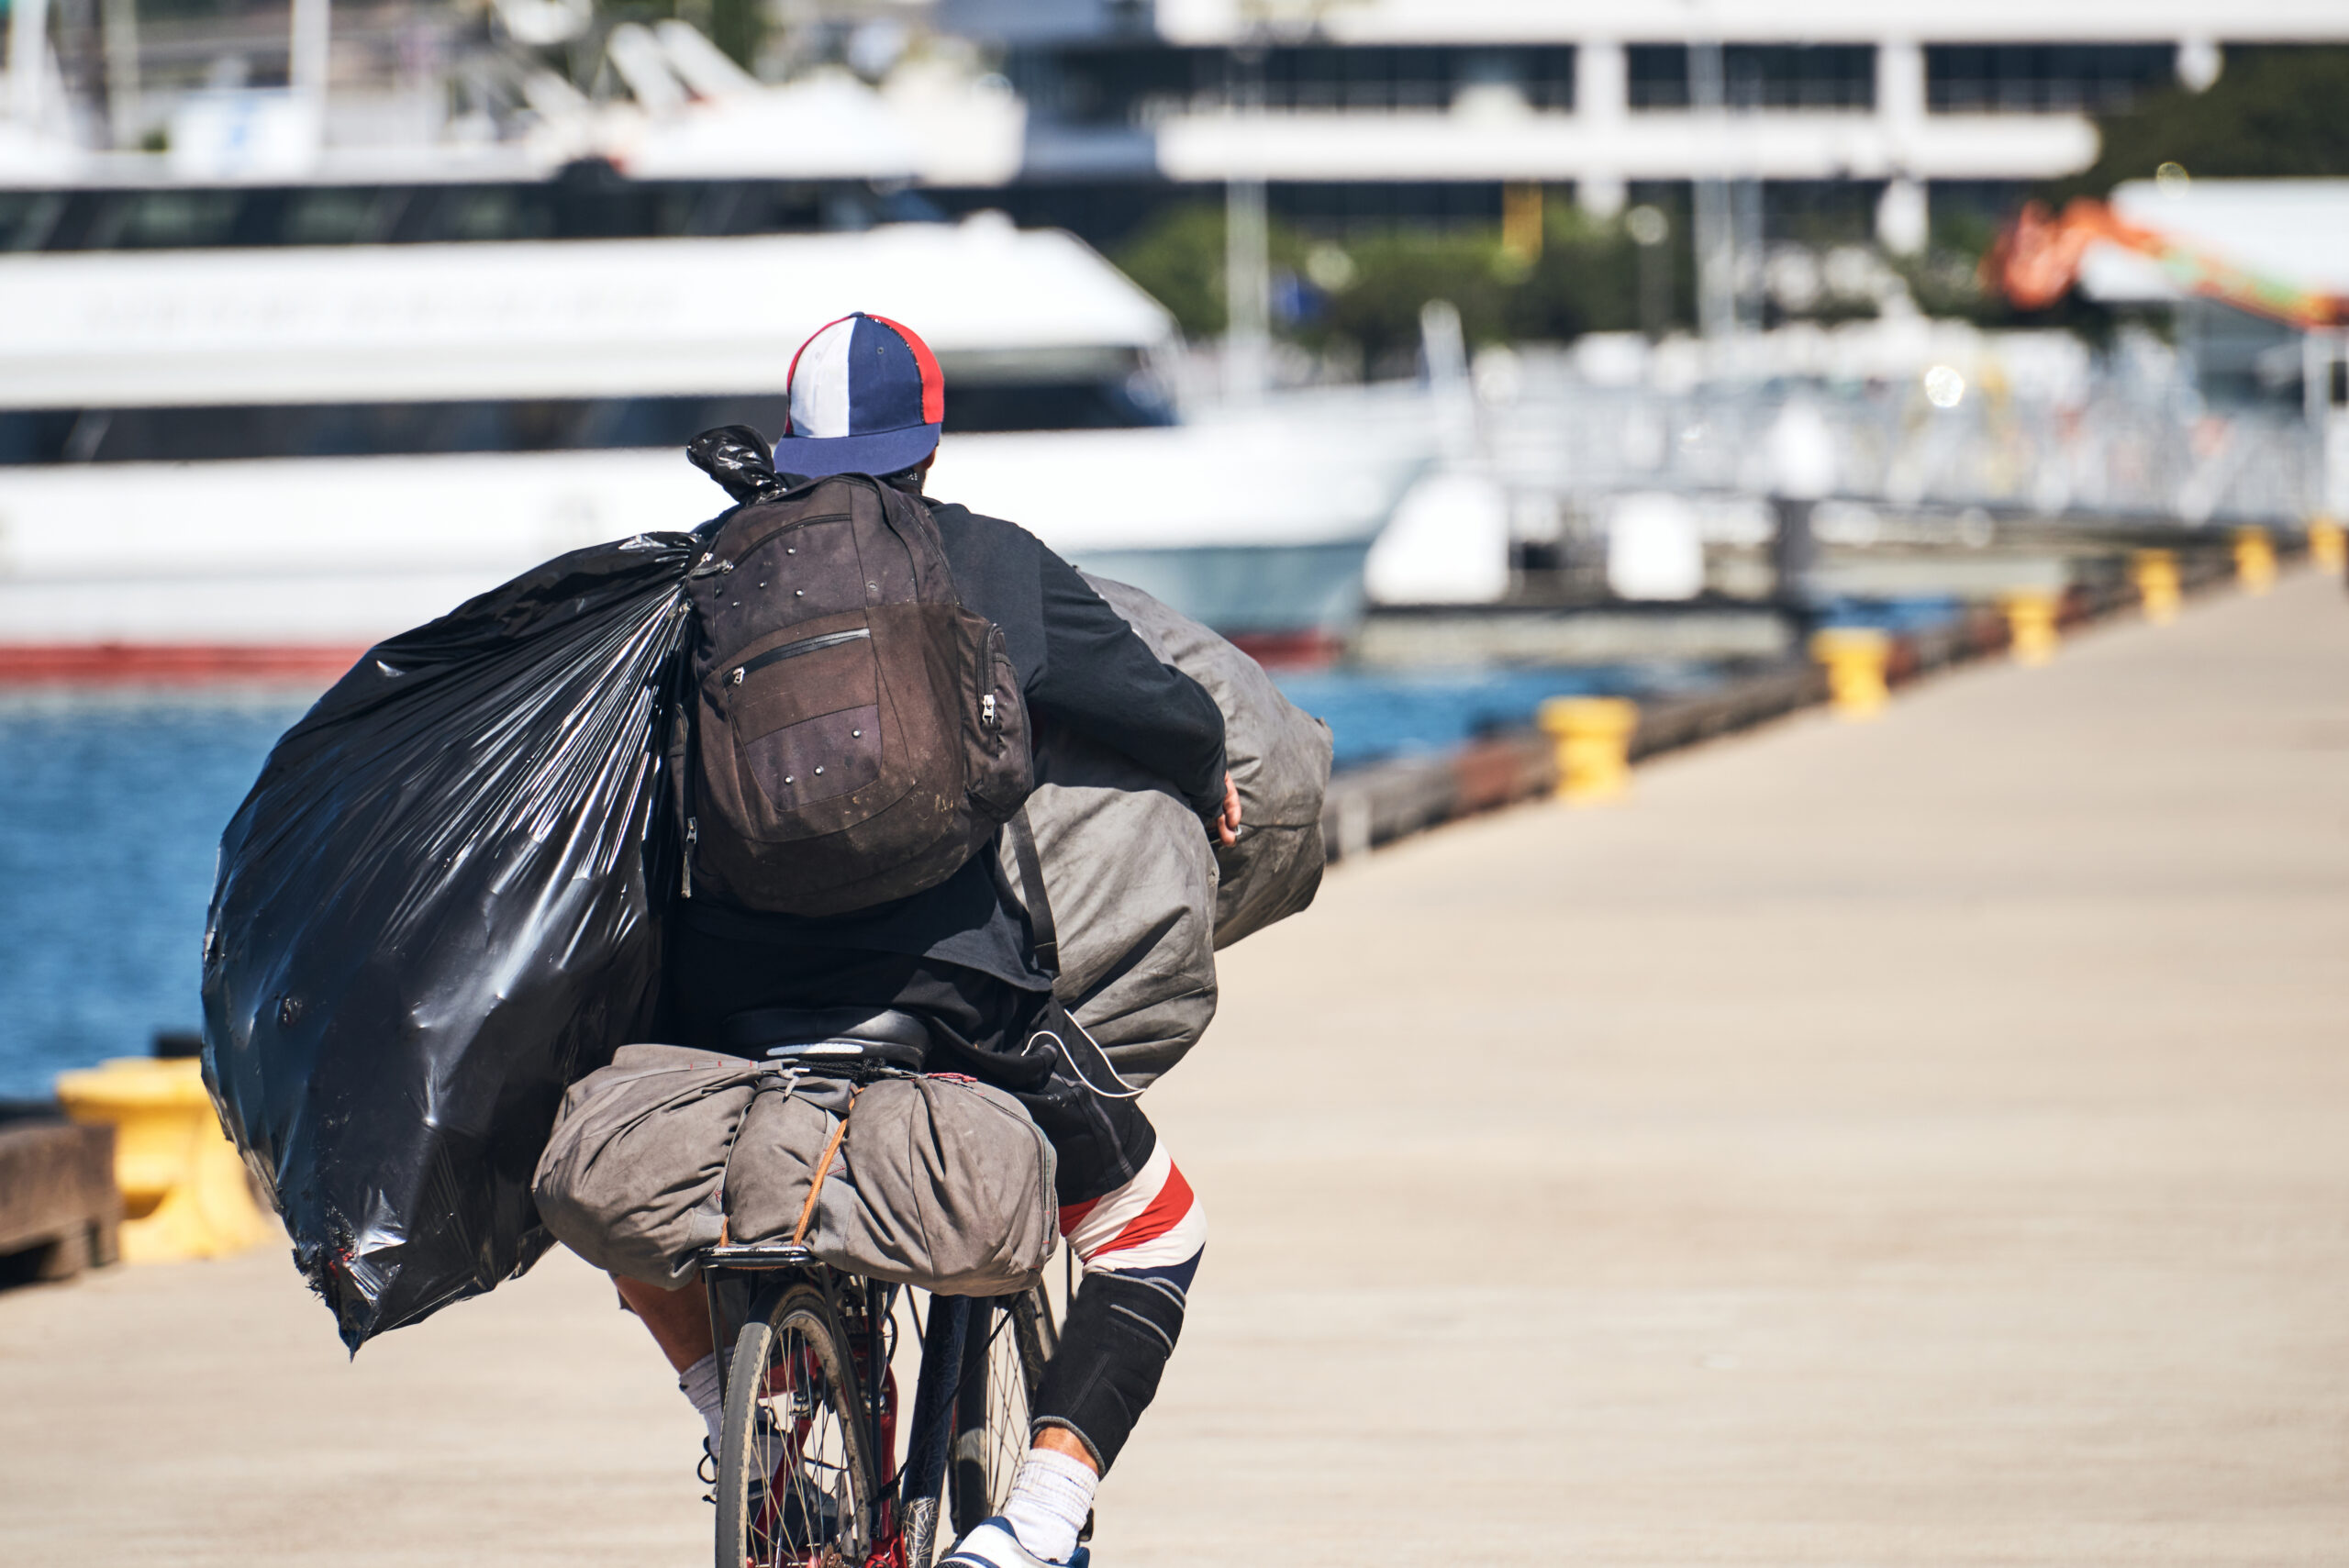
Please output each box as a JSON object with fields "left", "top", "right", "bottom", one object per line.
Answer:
{"left": 202, "top": 532, "right": 697, "bottom": 1350}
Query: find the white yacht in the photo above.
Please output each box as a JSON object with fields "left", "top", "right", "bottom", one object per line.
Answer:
{"left": 0, "top": 213, "right": 1428, "bottom": 673}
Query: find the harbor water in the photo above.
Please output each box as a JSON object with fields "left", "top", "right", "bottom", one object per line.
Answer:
{"left": 0, "top": 692, "right": 310, "bottom": 1101}
{"left": 0, "top": 660, "right": 1722, "bottom": 1097}
{"left": 1281, "top": 661, "right": 1720, "bottom": 771}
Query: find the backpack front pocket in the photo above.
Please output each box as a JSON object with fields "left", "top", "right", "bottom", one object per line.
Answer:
{"left": 715, "top": 621, "right": 891, "bottom": 825}
{"left": 740, "top": 702, "right": 882, "bottom": 806}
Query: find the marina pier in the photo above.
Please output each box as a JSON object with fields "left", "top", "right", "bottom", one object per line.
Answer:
{"left": 4, "top": 566, "right": 2343, "bottom": 1563}
{"left": 6, "top": 2, "right": 2349, "bottom": 1557}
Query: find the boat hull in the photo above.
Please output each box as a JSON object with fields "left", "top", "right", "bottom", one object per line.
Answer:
{"left": 0, "top": 414, "right": 1426, "bottom": 672}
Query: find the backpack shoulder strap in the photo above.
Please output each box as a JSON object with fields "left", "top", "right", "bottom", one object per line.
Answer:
{"left": 874, "top": 482, "right": 963, "bottom": 605}
{"left": 1001, "top": 809, "right": 1058, "bottom": 976}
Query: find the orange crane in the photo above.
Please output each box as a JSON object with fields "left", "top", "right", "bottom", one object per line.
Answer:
{"left": 1983, "top": 196, "right": 2349, "bottom": 328}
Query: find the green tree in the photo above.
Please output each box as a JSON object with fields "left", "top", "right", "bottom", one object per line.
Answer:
{"left": 1112, "top": 195, "right": 1674, "bottom": 362}
{"left": 707, "top": 0, "right": 766, "bottom": 74}
{"left": 1112, "top": 203, "right": 1249, "bottom": 339}
{"left": 2056, "top": 46, "right": 2349, "bottom": 198}
{"left": 1314, "top": 229, "right": 1518, "bottom": 363}
{"left": 1505, "top": 206, "right": 1645, "bottom": 340}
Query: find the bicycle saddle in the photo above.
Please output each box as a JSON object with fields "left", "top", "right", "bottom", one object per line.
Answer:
{"left": 719, "top": 1006, "right": 930, "bottom": 1071}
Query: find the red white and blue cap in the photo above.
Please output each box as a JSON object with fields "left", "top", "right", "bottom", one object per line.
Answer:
{"left": 773, "top": 312, "right": 945, "bottom": 478}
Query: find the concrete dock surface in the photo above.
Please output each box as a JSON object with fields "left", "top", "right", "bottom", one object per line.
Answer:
{"left": 4, "top": 571, "right": 2345, "bottom": 1565}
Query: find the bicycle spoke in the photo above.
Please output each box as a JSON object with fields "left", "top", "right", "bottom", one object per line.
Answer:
{"left": 984, "top": 1313, "right": 1026, "bottom": 1510}
{"left": 950, "top": 1293, "right": 1044, "bottom": 1535}
{"left": 745, "top": 1320, "right": 865, "bottom": 1568}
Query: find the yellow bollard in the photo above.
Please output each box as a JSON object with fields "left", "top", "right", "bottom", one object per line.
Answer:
{"left": 54, "top": 1057, "right": 270, "bottom": 1262}
{"left": 2000, "top": 590, "right": 2061, "bottom": 667}
{"left": 1537, "top": 695, "right": 1638, "bottom": 805}
{"left": 2132, "top": 548, "right": 2181, "bottom": 626}
{"left": 2309, "top": 517, "right": 2345, "bottom": 573}
{"left": 2232, "top": 527, "right": 2277, "bottom": 595}
{"left": 1809, "top": 627, "right": 1892, "bottom": 720}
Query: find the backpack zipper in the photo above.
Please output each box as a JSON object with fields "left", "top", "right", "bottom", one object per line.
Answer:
{"left": 729, "top": 626, "right": 870, "bottom": 685}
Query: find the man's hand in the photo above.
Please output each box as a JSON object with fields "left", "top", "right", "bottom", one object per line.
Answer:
{"left": 1213, "top": 773, "right": 1241, "bottom": 847}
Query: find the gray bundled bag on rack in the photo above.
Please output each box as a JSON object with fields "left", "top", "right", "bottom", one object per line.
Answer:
{"left": 998, "top": 574, "right": 1333, "bottom": 1087}
{"left": 532, "top": 1044, "right": 1057, "bottom": 1294}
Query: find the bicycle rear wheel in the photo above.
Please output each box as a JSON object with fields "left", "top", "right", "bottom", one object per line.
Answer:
{"left": 717, "top": 1282, "right": 880, "bottom": 1568}
{"left": 948, "top": 1284, "right": 1054, "bottom": 1538}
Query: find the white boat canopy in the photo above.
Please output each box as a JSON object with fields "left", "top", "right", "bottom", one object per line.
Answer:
{"left": 2079, "top": 178, "right": 2349, "bottom": 306}
{"left": 0, "top": 216, "right": 1175, "bottom": 410}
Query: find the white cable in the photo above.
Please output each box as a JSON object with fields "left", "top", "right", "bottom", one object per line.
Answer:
{"left": 1029, "top": 1012, "right": 1146, "bottom": 1100}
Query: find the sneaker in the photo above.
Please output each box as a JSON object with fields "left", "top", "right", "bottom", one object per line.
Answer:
{"left": 941, "top": 1517, "right": 1090, "bottom": 1568}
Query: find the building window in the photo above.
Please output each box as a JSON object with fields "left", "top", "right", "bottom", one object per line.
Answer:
{"left": 1010, "top": 45, "right": 1575, "bottom": 124}
{"left": 1258, "top": 46, "right": 1455, "bottom": 111}
{"left": 1627, "top": 44, "right": 1875, "bottom": 111}
{"left": 1006, "top": 45, "right": 1197, "bottom": 125}
{"left": 1627, "top": 45, "right": 1691, "bottom": 109}
{"left": 1926, "top": 44, "right": 2177, "bottom": 114}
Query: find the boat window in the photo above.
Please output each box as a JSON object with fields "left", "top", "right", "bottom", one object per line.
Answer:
{"left": 0, "top": 173, "right": 890, "bottom": 251}
{"left": 944, "top": 377, "right": 1174, "bottom": 432}
{"left": 110, "top": 191, "right": 248, "bottom": 249}
{"left": 0, "top": 192, "right": 65, "bottom": 250}
{"left": 0, "top": 381, "right": 1175, "bottom": 464}
{"left": 280, "top": 188, "right": 388, "bottom": 246}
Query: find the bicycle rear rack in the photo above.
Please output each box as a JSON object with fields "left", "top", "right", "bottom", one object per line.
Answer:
{"left": 704, "top": 1240, "right": 818, "bottom": 1271}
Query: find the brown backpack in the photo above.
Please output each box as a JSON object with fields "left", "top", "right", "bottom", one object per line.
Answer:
{"left": 675, "top": 473, "right": 1031, "bottom": 916}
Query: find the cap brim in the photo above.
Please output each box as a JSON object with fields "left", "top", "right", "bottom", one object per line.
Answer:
{"left": 770, "top": 422, "right": 941, "bottom": 480}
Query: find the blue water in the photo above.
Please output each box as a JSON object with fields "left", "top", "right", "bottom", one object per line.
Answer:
{"left": 1275, "top": 662, "right": 1720, "bottom": 771}
{"left": 0, "top": 692, "right": 313, "bottom": 1101}
{"left": 0, "top": 661, "right": 1726, "bottom": 1098}
{"left": 1813, "top": 595, "right": 1967, "bottom": 633}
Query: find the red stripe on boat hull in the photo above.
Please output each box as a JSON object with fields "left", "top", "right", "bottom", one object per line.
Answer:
{"left": 0, "top": 645, "right": 368, "bottom": 684}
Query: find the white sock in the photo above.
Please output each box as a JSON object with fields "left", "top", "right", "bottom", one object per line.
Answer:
{"left": 998, "top": 1445, "right": 1097, "bottom": 1564}
{"left": 679, "top": 1351, "right": 725, "bottom": 1452}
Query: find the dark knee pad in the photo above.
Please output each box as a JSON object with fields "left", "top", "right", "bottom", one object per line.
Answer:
{"left": 1030, "top": 1268, "right": 1191, "bottom": 1473}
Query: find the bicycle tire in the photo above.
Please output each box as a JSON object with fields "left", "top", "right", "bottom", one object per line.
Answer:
{"left": 716, "top": 1282, "right": 879, "bottom": 1568}
{"left": 947, "top": 1284, "right": 1053, "bottom": 1538}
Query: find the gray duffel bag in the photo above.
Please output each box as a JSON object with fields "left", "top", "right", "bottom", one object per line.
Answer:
{"left": 1085, "top": 573, "right": 1333, "bottom": 950}
{"left": 997, "top": 574, "right": 1333, "bottom": 1087}
{"left": 532, "top": 1043, "right": 1057, "bottom": 1295}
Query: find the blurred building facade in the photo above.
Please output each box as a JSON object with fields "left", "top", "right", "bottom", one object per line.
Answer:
{"left": 0, "top": 0, "right": 2340, "bottom": 275}
{"left": 9, "top": 2, "right": 2349, "bottom": 246}
{"left": 912, "top": 1, "right": 2343, "bottom": 252}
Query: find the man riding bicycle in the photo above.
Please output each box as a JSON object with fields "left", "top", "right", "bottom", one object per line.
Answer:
{"left": 612, "top": 313, "right": 1228, "bottom": 1568}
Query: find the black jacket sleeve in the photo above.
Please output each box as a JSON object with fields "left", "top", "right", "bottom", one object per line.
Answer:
{"left": 928, "top": 500, "right": 1228, "bottom": 815}
{"left": 1031, "top": 548, "right": 1229, "bottom": 814}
